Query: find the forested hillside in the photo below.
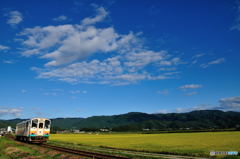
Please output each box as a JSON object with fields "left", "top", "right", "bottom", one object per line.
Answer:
{"left": 1, "top": 110, "right": 240, "bottom": 131}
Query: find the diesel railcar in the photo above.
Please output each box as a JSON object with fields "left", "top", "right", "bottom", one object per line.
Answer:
{"left": 16, "top": 118, "right": 51, "bottom": 143}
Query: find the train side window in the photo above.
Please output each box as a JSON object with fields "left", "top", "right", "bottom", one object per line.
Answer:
{"left": 39, "top": 123, "right": 43, "bottom": 129}
{"left": 32, "top": 119, "right": 38, "bottom": 128}
{"left": 44, "top": 120, "right": 50, "bottom": 129}
{"left": 26, "top": 122, "right": 29, "bottom": 128}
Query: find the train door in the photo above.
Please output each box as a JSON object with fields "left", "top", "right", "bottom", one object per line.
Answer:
{"left": 44, "top": 120, "right": 51, "bottom": 137}
{"left": 38, "top": 120, "right": 44, "bottom": 136}
{"left": 30, "top": 119, "right": 38, "bottom": 136}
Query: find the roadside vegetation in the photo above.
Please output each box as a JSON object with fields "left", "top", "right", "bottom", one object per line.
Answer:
{"left": 0, "top": 136, "right": 79, "bottom": 159}
{"left": 50, "top": 131, "right": 240, "bottom": 157}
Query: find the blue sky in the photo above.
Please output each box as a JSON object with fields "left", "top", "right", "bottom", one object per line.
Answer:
{"left": 0, "top": 0, "right": 240, "bottom": 119}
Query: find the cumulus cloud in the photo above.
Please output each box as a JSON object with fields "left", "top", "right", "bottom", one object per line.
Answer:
{"left": 0, "top": 45, "right": 10, "bottom": 51}
{"left": 6, "top": 10, "right": 23, "bottom": 26}
{"left": 33, "top": 55, "right": 175, "bottom": 85}
{"left": 53, "top": 15, "right": 68, "bottom": 22}
{"left": 19, "top": 7, "right": 182, "bottom": 85}
{"left": 200, "top": 58, "right": 225, "bottom": 68}
{"left": 0, "top": 106, "right": 22, "bottom": 117}
{"left": 81, "top": 7, "right": 108, "bottom": 25}
{"left": 179, "top": 84, "right": 202, "bottom": 90}
{"left": 20, "top": 25, "right": 121, "bottom": 66}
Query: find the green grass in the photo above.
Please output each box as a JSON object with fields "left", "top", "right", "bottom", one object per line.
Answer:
{"left": 50, "top": 131, "right": 240, "bottom": 157}
{"left": 0, "top": 136, "right": 42, "bottom": 159}
{"left": 0, "top": 136, "right": 77, "bottom": 159}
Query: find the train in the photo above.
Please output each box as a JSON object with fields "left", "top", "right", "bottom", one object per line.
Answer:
{"left": 15, "top": 118, "right": 51, "bottom": 143}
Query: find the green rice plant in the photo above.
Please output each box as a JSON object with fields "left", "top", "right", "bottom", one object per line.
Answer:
{"left": 50, "top": 131, "right": 240, "bottom": 157}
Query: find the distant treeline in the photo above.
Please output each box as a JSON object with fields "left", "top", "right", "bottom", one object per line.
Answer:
{"left": 1, "top": 110, "right": 240, "bottom": 132}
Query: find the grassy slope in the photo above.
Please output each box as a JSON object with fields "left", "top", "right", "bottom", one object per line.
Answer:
{"left": 50, "top": 131, "right": 240, "bottom": 157}
{"left": 0, "top": 136, "right": 78, "bottom": 159}
{"left": 0, "top": 137, "right": 46, "bottom": 159}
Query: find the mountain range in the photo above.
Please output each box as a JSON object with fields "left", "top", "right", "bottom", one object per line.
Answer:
{"left": 1, "top": 110, "right": 240, "bottom": 132}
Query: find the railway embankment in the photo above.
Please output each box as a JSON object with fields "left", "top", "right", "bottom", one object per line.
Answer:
{"left": 0, "top": 136, "right": 82, "bottom": 158}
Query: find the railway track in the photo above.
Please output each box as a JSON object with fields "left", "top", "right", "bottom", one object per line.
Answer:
{"left": 40, "top": 143, "right": 208, "bottom": 159}
{"left": 41, "top": 143, "right": 130, "bottom": 159}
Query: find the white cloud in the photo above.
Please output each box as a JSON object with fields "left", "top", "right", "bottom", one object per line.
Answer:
{"left": 22, "top": 49, "right": 40, "bottom": 57}
{"left": 191, "top": 53, "right": 205, "bottom": 64}
{"left": 125, "top": 51, "right": 165, "bottom": 68}
{"left": 123, "top": 50, "right": 181, "bottom": 72}
{"left": 231, "top": 2, "right": 240, "bottom": 31}
{"left": 175, "top": 96, "right": 240, "bottom": 113}
{"left": 179, "top": 84, "right": 202, "bottom": 90}
{"left": 159, "top": 57, "right": 182, "bottom": 66}
{"left": 20, "top": 25, "right": 120, "bottom": 66}
{"left": 19, "top": 7, "right": 182, "bottom": 85}
{"left": 200, "top": 58, "right": 225, "bottom": 68}
{"left": 155, "top": 109, "right": 169, "bottom": 114}
{"left": 6, "top": 10, "right": 23, "bottom": 26}
{"left": 217, "top": 96, "right": 240, "bottom": 111}
{"left": 0, "top": 106, "right": 22, "bottom": 117}
{"left": 81, "top": 7, "right": 108, "bottom": 25}
{"left": 53, "top": 15, "right": 68, "bottom": 22}
{"left": 33, "top": 56, "right": 174, "bottom": 85}
{"left": 175, "top": 105, "right": 211, "bottom": 113}
{"left": 2, "top": 60, "right": 15, "bottom": 64}
{"left": 0, "top": 45, "right": 9, "bottom": 51}
{"left": 193, "top": 53, "right": 205, "bottom": 59}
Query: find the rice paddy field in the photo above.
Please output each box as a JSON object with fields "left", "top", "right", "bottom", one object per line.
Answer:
{"left": 50, "top": 131, "right": 240, "bottom": 157}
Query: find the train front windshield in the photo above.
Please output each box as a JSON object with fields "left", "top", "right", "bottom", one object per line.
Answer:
{"left": 30, "top": 119, "right": 50, "bottom": 130}
{"left": 44, "top": 120, "right": 50, "bottom": 129}
{"left": 32, "top": 119, "right": 38, "bottom": 128}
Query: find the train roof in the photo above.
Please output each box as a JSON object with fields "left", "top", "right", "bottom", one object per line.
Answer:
{"left": 30, "top": 118, "right": 50, "bottom": 120}
{"left": 16, "top": 118, "right": 51, "bottom": 125}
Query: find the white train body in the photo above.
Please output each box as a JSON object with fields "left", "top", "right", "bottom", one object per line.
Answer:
{"left": 16, "top": 118, "right": 51, "bottom": 143}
